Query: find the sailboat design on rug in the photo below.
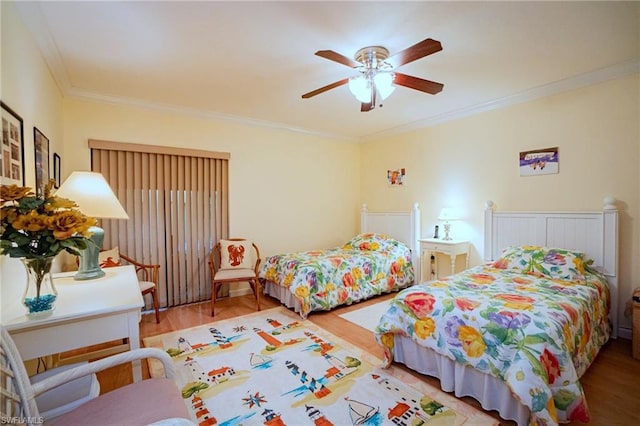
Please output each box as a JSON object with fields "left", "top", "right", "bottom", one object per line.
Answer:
{"left": 249, "top": 352, "right": 273, "bottom": 369}
{"left": 345, "top": 397, "right": 379, "bottom": 425}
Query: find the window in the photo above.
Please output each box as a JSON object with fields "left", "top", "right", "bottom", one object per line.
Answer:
{"left": 90, "top": 140, "right": 229, "bottom": 307}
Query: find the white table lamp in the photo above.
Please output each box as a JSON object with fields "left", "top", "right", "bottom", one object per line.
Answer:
{"left": 438, "top": 208, "right": 460, "bottom": 241}
{"left": 55, "top": 172, "right": 129, "bottom": 280}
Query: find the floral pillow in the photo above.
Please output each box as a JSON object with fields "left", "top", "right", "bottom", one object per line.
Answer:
{"left": 343, "top": 233, "right": 400, "bottom": 252}
{"left": 492, "top": 245, "right": 586, "bottom": 282}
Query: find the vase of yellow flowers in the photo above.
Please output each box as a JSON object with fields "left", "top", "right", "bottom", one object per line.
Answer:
{"left": 1, "top": 180, "right": 96, "bottom": 315}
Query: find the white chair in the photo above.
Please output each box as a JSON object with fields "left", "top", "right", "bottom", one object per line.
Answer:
{"left": 1, "top": 325, "right": 195, "bottom": 425}
{"left": 31, "top": 360, "right": 100, "bottom": 420}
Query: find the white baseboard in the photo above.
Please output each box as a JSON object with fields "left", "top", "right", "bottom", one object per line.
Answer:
{"left": 617, "top": 326, "right": 632, "bottom": 340}
{"left": 229, "top": 282, "right": 253, "bottom": 298}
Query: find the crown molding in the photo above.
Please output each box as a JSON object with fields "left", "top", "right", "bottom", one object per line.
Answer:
{"left": 16, "top": 1, "right": 638, "bottom": 143}
{"left": 15, "top": 1, "right": 72, "bottom": 93}
{"left": 65, "top": 88, "right": 358, "bottom": 143}
{"left": 15, "top": 2, "right": 355, "bottom": 143}
{"left": 363, "top": 59, "right": 640, "bottom": 140}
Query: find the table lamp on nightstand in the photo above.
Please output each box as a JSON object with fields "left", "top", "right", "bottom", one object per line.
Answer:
{"left": 438, "top": 207, "right": 460, "bottom": 241}
{"left": 55, "top": 171, "right": 129, "bottom": 280}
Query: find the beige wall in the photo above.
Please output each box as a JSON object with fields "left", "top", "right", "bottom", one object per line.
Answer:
{"left": 360, "top": 74, "right": 640, "bottom": 332}
{"left": 1, "top": 2, "right": 66, "bottom": 291}
{"left": 1, "top": 2, "right": 64, "bottom": 189}
{"left": 3, "top": 2, "right": 638, "bottom": 333}
{"left": 62, "top": 98, "right": 361, "bottom": 257}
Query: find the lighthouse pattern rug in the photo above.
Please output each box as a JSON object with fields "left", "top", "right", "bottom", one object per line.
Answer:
{"left": 144, "top": 307, "right": 493, "bottom": 426}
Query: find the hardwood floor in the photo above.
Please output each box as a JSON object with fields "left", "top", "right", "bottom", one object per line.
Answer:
{"left": 96, "top": 293, "right": 639, "bottom": 426}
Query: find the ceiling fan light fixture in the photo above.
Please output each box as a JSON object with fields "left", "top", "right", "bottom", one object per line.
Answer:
{"left": 348, "top": 75, "right": 371, "bottom": 103}
{"left": 374, "top": 72, "right": 395, "bottom": 100}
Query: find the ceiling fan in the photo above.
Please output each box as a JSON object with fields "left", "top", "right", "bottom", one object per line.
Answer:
{"left": 301, "top": 37, "right": 444, "bottom": 112}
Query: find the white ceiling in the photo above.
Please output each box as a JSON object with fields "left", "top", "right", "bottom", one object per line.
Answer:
{"left": 15, "top": 1, "right": 640, "bottom": 141}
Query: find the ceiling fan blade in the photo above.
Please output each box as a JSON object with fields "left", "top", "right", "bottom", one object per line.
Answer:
{"left": 315, "top": 50, "right": 360, "bottom": 68}
{"left": 387, "top": 38, "right": 443, "bottom": 68}
{"left": 394, "top": 72, "right": 444, "bottom": 95}
{"left": 301, "top": 78, "right": 349, "bottom": 99}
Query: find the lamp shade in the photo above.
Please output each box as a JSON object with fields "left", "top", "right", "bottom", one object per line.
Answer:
{"left": 374, "top": 72, "right": 395, "bottom": 100}
{"left": 348, "top": 75, "right": 371, "bottom": 103}
{"left": 438, "top": 207, "right": 460, "bottom": 222}
{"left": 55, "top": 171, "right": 128, "bottom": 219}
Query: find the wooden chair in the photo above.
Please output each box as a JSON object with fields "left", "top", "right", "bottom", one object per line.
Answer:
{"left": 98, "top": 248, "right": 161, "bottom": 323}
{"left": 208, "top": 238, "right": 261, "bottom": 316}
{"left": 119, "top": 253, "right": 161, "bottom": 324}
{"left": 0, "top": 325, "right": 194, "bottom": 425}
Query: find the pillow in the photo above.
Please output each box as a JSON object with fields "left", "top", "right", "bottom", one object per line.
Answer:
{"left": 99, "top": 247, "right": 121, "bottom": 268}
{"left": 342, "top": 233, "right": 401, "bottom": 252}
{"left": 492, "top": 245, "right": 586, "bottom": 282}
{"left": 219, "top": 240, "right": 255, "bottom": 270}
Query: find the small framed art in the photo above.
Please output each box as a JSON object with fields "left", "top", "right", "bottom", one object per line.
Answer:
{"left": 34, "top": 127, "right": 50, "bottom": 195}
{"left": 387, "top": 168, "right": 406, "bottom": 186}
{"left": 53, "top": 153, "right": 61, "bottom": 188}
{"left": 519, "top": 147, "right": 558, "bottom": 176}
{"left": 1, "top": 101, "right": 25, "bottom": 185}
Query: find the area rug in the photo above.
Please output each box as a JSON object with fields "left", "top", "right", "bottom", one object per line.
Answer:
{"left": 338, "top": 300, "right": 392, "bottom": 332}
{"left": 144, "top": 307, "right": 498, "bottom": 426}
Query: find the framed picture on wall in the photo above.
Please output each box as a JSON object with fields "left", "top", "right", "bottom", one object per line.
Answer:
{"left": 1, "top": 101, "right": 25, "bottom": 186}
{"left": 53, "top": 152, "right": 61, "bottom": 188}
{"left": 387, "top": 168, "right": 406, "bottom": 186}
{"left": 519, "top": 147, "right": 559, "bottom": 176}
{"left": 34, "top": 127, "right": 50, "bottom": 195}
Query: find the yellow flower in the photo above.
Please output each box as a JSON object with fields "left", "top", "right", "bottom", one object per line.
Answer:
{"left": 379, "top": 333, "right": 395, "bottom": 350}
{"left": 325, "top": 282, "right": 335, "bottom": 292}
{"left": 295, "top": 286, "right": 310, "bottom": 298}
{"left": 458, "top": 325, "right": 486, "bottom": 357}
{"left": 283, "top": 272, "right": 294, "bottom": 287}
{"left": 49, "top": 210, "right": 96, "bottom": 239}
{"left": 0, "top": 206, "right": 18, "bottom": 223}
{"left": 573, "top": 256, "right": 585, "bottom": 274}
{"left": 264, "top": 267, "right": 277, "bottom": 282}
{"left": 352, "top": 267, "right": 363, "bottom": 281}
{"left": 45, "top": 196, "right": 78, "bottom": 211}
{"left": 0, "top": 184, "right": 32, "bottom": 201}
{"left": 414, "top": 317, "right": 435, "bottom": 339}
{"left": 1, "top": 180, "right": 96, "bottom": 259}
{"left": 13, "top": 211, "right": 49, "bottom": 232}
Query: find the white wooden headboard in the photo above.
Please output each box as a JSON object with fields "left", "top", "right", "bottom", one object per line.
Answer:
{"left": 361, "top": 203, "right": 421, "bottom": 282}
{"left": 484, "top": 197, "right": 619, "bottom": 338}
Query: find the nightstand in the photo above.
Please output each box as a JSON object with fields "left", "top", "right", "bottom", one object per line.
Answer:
{"left": 419, "top": 238, "right": 470, "bottom": 281}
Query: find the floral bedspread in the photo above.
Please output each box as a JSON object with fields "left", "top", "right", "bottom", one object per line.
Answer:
{"left": 375, "top": 264, "right": 610, "bottom": 426}
{"left": 259, "top": 233, "right": 415, "bottom": 318}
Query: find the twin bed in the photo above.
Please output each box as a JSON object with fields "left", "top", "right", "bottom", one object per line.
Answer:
{"left": 259, "top": 203, "right": 421, "bottom": 318}
{"left": 259, "top": 199, "right": 619, "bottom": 426}
{"left": 376, "top": 199, "right": 619, "bottom": 426}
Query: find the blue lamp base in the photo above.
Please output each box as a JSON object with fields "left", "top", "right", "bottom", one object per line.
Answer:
{"left": 75, "top": 226, "right": 106, "bottom": 280}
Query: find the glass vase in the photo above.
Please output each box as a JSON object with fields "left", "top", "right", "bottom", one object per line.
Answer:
{"left": 21, "top": 257, "right": 57, "bottom": 315}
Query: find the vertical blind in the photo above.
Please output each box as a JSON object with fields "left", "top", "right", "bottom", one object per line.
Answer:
{"left": 89, "top": 140, "right": 230, "bottom": 308}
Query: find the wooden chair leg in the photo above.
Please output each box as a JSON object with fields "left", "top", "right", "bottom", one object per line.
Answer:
{"left": 253, "top": 279, "right": 261, "bottom": 312}
{"left": 211, "top": 282, "right": 217, "bottom": 317}
{"left": 151, "top": 287, "right": 160, "bottom": 324}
